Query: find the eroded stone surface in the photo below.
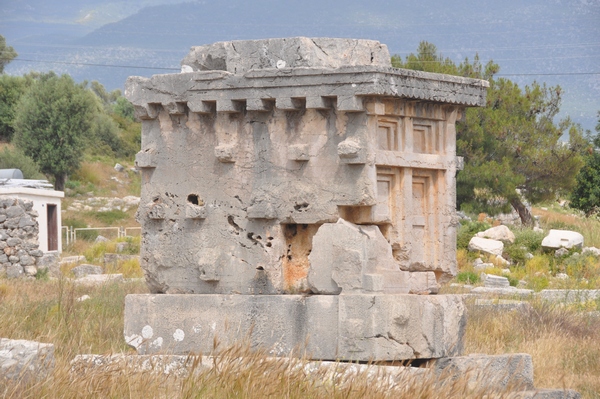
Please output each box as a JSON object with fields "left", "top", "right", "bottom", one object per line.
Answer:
{"left": 0, "top": 338, "right": 55, "bottom": 381}
{"left": 126, "top": 38, "right": 488, "bottom": 295}
{"left": 181, "top": 37, "right": 392, "bottom": 74}
{"left": 124, "top": 37, "right": 487, "bottom": 361}
{"left": 124, "top": 293, "right": 466, "bottom": 360}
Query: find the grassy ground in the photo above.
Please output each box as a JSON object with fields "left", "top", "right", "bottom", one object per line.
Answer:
{"left": 0, "top": 280, "right": 548, "bottom": 398}
{"left": 465, "top": 299, "right": 600, "bottom": 398}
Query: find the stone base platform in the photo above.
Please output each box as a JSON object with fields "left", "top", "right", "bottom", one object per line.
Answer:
{"left": 124, "top": 294, "right": 466, "bottom": 361}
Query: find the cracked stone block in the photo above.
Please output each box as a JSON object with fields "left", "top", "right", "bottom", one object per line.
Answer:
{"left": 124, "top": 293, "right": 465, "bottom": 361}
{"left": 181, "top": 37, "right": 392, "bottom": 74}
{"left": 468, "top": 237, "right": 504, "bottom": 257}
{"left": 308, "top": 219, "right": 409, "bottom": 294}
{"left": 434, "top": 353, "right": 534, "bottom": 392}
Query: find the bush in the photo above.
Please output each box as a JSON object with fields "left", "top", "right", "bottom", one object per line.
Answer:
{"left": 456, "top": 271, "right": 480, "bottom": 284}
{"left": 570, "top": 151, "right": 600, "bottom": 216}
{"left": 457, "top": 220, "right": 491, "bottom": 250}
{"left": 0, "top": 147, "right": 44, "bottom": 179}
{"left": 513, "top": 229, "right": 546, "bottom": 252}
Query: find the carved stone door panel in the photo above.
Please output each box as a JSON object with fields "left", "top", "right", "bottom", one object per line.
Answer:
{"left": 410, "top": 176, "right": 427, "bottom": 267}
{"left": 409, "top": 170, "right": 437, "bottom": 269}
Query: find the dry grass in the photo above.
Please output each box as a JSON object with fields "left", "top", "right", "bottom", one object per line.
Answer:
{"left": 465, "top": 300, "right": 600, "bottom": 398}
{"left": 533, "top": 206, "right": 600, "bottom": 248}
{"left": 0, "top": 278, "right": 545, "bottom": 399}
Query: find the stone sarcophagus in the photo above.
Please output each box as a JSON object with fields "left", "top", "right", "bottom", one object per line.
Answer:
{"left": 124, "top": 37, "right": 488, "bottom": 361}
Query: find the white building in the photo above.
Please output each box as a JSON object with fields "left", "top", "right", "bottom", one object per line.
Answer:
{"left": 0, "top": 176, "right": 64, "bottom": 253}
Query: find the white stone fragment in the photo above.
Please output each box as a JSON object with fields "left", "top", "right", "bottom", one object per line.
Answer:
{"left": 468, "top": 237, "right": 504, "bottom": 256}
{"left": 541, "top": 229, "right": 584, "bottom": 250}
{"left": 476, "top": 225, "right": 515, "bottom": 243}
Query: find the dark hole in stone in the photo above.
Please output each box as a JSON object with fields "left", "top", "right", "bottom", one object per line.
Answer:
{"left": 293, "top": 202, "right": 309, "bottom": 211}
{"left": 187, "top": 194, "right": 199, "bottom": 205}
{"left": 227, "top": 215, "right": 241, "bottom": 234}
{"left": 266, "top": 242, "right": 272, "bottom": 247}
{"left": 256, "top": 235, "right": 262, "bottom": 240}
{"left": 256, "top": 266, "right": 264, "bottom": 270}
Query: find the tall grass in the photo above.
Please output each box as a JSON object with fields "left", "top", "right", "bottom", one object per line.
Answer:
{"left": 0, "top": 278, "right": 557, "bottom": 399}
{"left": 465, "top": 299, "right": 600, "bottom": 398}
{"left": 534, "top": 207, "right": 600, "bottom": 248}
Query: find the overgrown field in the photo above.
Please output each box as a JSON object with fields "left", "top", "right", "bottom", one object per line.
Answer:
{"left": 0, "top": 278, "right": 599, "bottom": 398}
{"left": 453, "top": 204, "right": 600, "bottom": 291}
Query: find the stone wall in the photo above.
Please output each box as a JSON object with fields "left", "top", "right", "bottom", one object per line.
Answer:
{"left": 0, "top": 198, "right": 44, "bottom": 278}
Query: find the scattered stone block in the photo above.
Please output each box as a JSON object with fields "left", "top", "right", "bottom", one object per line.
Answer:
{"left": 435, "top": 353, "right": 534, "bottom": 392}
{"left": 537, "top": 289, "right": 600, "bottom": 304}
{"left": 554, "top": 247, "right": 569, "bottom": 257}
{"left": 71, "top": 264, "right": 104, "bottom": 278}
{"left": 582, "top": 246, "right": 600, "bottom": 257}
{"left": 0, "top": 338, "right": 55, "bottom": 382}
{"left": 482, "top": 273, "right": 510, "bottom": 288}
{"left": 468, "top": 237, "right": 504, "bottom": 257}
{"left": 541, "top": 230, "right": 583, "bottom": 250}
{"left": 476, "top": 225, "right": 516, "bottom": 243}
{"left": 74, "top": 274, "right": 123, "bottom": 286}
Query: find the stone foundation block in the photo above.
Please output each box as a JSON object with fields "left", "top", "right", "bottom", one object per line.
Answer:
{"left": 435, "top": 353, "right": 534, "bottom": 392}
{"left": 124, "top": 293, "right": 466, "bottom": 361}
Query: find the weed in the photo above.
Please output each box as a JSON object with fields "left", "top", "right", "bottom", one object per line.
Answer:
{"left": 456, "top": 271, "right": 480, "bottom": 284}
{"left": 35, "top": 267, "right": 50, "bottom": 281}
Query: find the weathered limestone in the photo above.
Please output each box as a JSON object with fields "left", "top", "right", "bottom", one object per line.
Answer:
{"left": 124, "top": 293, "right": 466, "bottom": 360}
{"left": 468, "top": 236, "right": 504, "bottom": 257}
{"left": 0, "top": 338, "right": 55, "bottom": 382}
{"left": 541, "top": 229, "right": 584, "bottom": 250}
{"left": 124, "top": 37, "right": 488, "bottom": 361}
{"left": 476, "top": 225, "right": 515, "bottom": 244}
{"left": 126, "top": 37, "right": 487, "bottom": 295}
{"left": 434, "top": 353, "right": 534, "bottom": 392}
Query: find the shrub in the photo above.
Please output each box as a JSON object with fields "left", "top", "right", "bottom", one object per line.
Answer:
{"left": 513, "top": 229, "right": 546, "bottom": 252}
{"left": 456, "top": 271, "right": 480, "bottom": 284}
{"left": 0, "top": 147, "right": 44, "bottom": 179}
{"left": 457, "top": 220, "right": 491, "bottom": 250}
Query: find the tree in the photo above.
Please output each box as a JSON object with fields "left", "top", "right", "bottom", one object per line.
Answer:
{"left": 0, "top": 75, "right": 31, "bottom": 141}
{"left": 0, "top": 35, "right": 17, "bottom": 74}
{"left": 394, "top": 42, "right": 586, "bottom": 225}
{"left": 13, "top": 73, "right": 97, "bottom": 190}
{"left": 570, "top": 111, "right": 600, "bottom": 215}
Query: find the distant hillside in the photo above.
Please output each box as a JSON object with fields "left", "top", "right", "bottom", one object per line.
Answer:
{"left": 3, "top": 0, "right": 599, "bottom": 130}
